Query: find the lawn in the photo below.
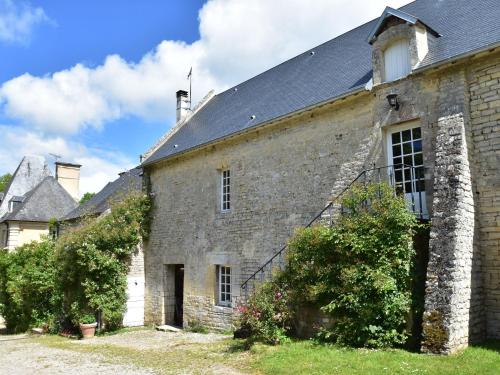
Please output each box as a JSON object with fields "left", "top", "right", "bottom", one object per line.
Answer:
{"left": 27, "top": 329, "right": 500, "bottom": 375}
{"left": 252, "top": 340, "right": 500, "bottom": 375}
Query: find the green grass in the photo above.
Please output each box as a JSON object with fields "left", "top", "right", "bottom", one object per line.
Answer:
{"left": 33, "top": 332, "right": 500, "bottom": 375}
{"left": 253, "top": 340, "right": 500, "bottom": 375}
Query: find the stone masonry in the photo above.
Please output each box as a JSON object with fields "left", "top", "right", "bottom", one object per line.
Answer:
{"left": 143, "top": 17, "right": 500, "bottom": 350}
{"left": 469, "top": 58, "right": 500, "bottom": 339}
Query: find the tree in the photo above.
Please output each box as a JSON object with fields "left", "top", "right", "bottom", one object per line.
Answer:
{"left": 79, "top": 192, "right": 95, "bottom": 205}
{"left": 0, "top": 173, "right": 12, "bottom": 192}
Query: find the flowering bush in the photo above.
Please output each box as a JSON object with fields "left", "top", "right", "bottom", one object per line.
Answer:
{"left": 236, "top": 183, "right": 420, "bottom": 348}
{"left": 236, "top": 280, "right": 291, "bottom": 345}
{"left": 285, "top": 183, "right": 420, "bottom": 348}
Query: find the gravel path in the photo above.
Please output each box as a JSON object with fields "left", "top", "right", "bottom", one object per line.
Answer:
{"left": 0, "top": 336, "right": 153, "bottom": 375}
{"left": 0, "top": 329, "right": 250, "bottom": 375}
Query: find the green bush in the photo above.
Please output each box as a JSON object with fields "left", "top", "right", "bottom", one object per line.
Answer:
{"left": 0, "top": 239, "right": 60, "bottom": 332}
{"left": 236, "top": 280, "right": 291, "bottom": 345}
{"left": 284, "top": 183, "right": 420, "bottom": 348}
{"left": 236, "top": 183, "right": 420, "bottom": 347}
{"left": 0, "top": 191, "right": 150, "bottom": 333}
{"left": 56, "top": 191, "right": 151, "bottom": 329}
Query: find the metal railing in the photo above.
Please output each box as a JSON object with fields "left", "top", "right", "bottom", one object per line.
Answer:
{"left": 238, "top": 164, "right": 426, "bottom": 302}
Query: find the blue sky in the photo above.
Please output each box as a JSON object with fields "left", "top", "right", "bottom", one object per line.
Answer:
{"left": 0, "top": 0, "right": 412, "bottom": 194}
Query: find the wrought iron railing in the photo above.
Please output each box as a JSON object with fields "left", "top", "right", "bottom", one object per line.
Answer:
{"left": 238, "top": 164, "right": 426, "bottom": 302}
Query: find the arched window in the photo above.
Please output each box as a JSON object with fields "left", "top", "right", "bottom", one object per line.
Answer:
{"left": 383, "top": 39, "right": 411, "bottom": 82}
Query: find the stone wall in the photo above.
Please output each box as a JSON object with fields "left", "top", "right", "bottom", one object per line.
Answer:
{"left": 144, "top": 94, "right": 380, "bottom": 330}
{"left": 469, "top": 55, "right": 500, "bottom": 339}
{"left": 143, "top": 43, "right": 500, "bottom": 344}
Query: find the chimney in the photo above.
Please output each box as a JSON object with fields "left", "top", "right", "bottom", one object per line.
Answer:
{"left": 176, "top": 90, "right": 189, "bottom": 123}
{"left": 55, "top": 162, "right": 81, "bottom": 201}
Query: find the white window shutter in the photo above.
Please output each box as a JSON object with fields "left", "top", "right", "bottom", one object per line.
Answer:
{"left": 384, "top": 39, "right": 411, "bottom": 82}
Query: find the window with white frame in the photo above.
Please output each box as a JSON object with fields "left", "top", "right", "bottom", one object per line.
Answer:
{"left": 217, "top": 265, "right": 231, "bottom": 307}
{"left": 383, "top": 39, "right": 411, "bottom": 82}
{"left": 221, "top": 169, "right": 230, "bottom": 211}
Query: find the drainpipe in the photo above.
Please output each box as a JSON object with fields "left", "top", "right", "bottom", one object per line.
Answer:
{"left": 5, "top": 222, "right": 9, "bottom": 249}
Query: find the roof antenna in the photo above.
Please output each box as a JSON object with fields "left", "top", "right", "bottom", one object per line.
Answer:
{"left": 49, "top": 153, "right": 62, "bottom": 163}
{"left": 187, "top": 67, "right": 193, "bottom": 110}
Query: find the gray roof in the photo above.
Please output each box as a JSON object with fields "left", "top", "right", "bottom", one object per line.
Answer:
{"left": 0, "top": 155, "right": 51, "bottom": 218}
{"left": 63, "top": 167, "right": 142, "bottom": 221}
{"left": 144, "top": 0, "right": 500, "bottom": 166}
{"left": 3, "top": 177, "right": 78, "bottom": 222}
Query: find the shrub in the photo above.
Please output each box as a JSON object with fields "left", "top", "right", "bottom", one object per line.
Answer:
{"left": 0, "top": 239, "right": 60, "bottom": 332}
{"left": 56, "top": 191, "right": 151, "bottom": 330}
{"left": 284, "top": 183, "right": 420, "bottom": 348}
{"left": 236, "top": 280, "right": 291, "bottom": 345}
{"left": 0, "top": 191, "right": 151, "bottom": 333}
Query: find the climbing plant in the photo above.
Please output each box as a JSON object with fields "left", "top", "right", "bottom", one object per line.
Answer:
{"left": 56, "top": 191, "right": 151, "bottom": 329}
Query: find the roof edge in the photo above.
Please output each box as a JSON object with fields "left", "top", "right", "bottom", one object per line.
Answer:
{"left": 142, "top": 85, "right": 367, "bottom": 167}
{"left": 414, "top": 41, "right": 500, "bottom": 74}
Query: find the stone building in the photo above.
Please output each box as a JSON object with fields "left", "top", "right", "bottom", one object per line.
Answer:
{"left": 141, "top": 0, "right": 500, "bottom": 353}
{"left": 62, "top": 167, "right": 145, "bottom": 327}
{"left": 0, "top": 156, "right": 79, "bottom": 250}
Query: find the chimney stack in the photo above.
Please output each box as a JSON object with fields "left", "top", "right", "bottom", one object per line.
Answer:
{"left": 176, "top": 90, "right": 189, "bottom": 123}
{"left": 55, "top": 162, "right": 81, "bottom": 201}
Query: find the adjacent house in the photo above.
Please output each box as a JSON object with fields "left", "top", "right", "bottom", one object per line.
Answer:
{"left": 141, "top": 0, "right": 500, "bottom": 353}
{"left": 62, "top": 167, "right": 145, "bottom": 327}
{"left": 0, "top": 156, "right": 79, "bottom": 250}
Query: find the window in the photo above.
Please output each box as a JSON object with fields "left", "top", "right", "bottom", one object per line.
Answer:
{"left": 390, "top": 126, "right": 424, "bottom": 193}
{"left": 221, "top": 169, "right": 230, "bottom": 211}
{"left": 384, "top": 39, "right": 411, "bottom": 82}
{"left": 217, "top": 265, "right": 232, "bottom": 307}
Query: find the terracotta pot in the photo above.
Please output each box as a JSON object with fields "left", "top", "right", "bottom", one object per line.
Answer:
{"left": 79, "top": 322, "right": 97, "bottom": 338}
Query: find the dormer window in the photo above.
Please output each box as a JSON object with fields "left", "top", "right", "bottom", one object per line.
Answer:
{"left": 383, "top": 39, "right": 411, "bottom": 82}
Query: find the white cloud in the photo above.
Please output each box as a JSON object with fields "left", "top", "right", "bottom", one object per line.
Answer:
{"left": 0, "top": 125, "right": 134, "bottom": 195}
{"left": 0, "top": 0, "right": 51, "bottom": 44}
{"left": 0, "top": 0, "right": 413, "bottom": 134}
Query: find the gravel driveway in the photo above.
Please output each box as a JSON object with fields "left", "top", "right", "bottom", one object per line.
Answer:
{"left": 0, "top": 328, "right": 252, "bottom": 375}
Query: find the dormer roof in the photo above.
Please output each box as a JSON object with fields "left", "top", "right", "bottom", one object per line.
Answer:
{"left": 367, "top": 6, "right": 440, "bottom": 44}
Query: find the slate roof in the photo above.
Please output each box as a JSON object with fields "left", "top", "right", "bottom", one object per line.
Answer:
{"left": 3, "top": 177, "right": 78, "bottom": 222}
{"left": 63, "top": 167, "right": 142, "bottom": 221}
{"left": 0, "top": 155, "right": 51, "bottom": 219}
{"left": 143, "top": 0, "right": 500, "bottom": 166}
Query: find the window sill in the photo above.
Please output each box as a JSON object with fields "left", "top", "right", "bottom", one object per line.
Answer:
{"left": 214, "top": 304, "right": 233, "bottom": 312}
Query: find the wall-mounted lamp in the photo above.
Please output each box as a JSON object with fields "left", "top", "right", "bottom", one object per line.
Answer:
{"left": 386, "top": 93, "right": 400, "bottom": 110}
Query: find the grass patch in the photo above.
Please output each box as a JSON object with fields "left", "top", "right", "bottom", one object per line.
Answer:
{"left": 253, "top": 340, "right": 500, "bottom": 375}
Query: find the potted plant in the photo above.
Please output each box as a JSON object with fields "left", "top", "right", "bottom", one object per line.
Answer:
{"left": 79, "top": 313, "right": 97, "bottom": 338}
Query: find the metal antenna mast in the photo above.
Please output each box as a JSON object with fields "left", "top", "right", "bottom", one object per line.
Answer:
{"left": 187, "top": 67, "right": 193, "bottom": 110}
